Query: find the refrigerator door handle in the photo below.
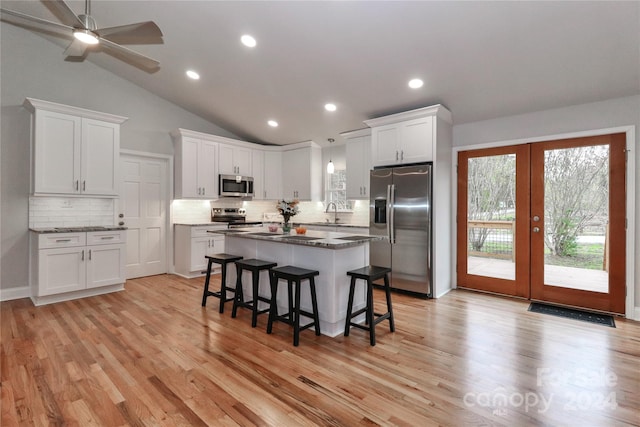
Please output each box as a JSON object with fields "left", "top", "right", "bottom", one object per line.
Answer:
{"left": 389, "top": 184, "right": 396, "bottom": 244}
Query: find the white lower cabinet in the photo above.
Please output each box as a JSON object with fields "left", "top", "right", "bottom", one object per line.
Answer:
{"left": 174, "top": 224, "right": 226, "bottom": 278}
{"left": 30, "top": 230, "right": 126, "bottom": 305}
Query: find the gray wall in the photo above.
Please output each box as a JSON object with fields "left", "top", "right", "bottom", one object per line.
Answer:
{"left": 0, "top": 24, "right": 240, "bottom": 291}
{"left": 453, "top": 95, "right": 640, "bottom": 308}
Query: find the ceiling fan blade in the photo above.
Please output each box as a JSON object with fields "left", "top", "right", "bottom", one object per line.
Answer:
{"left": 97, "top": 21, "right": 163, "bottom": 42}
{"left": 47, "top": 0, "right": 86, "bottom": 28}
{"left": 0, "top": 8, "right": 73, "bottom": 38}
{"left": 99, "top": 38, "right": 160, "bottom": 70}
{"left": 64, "top": 38, "right": 88, "bottom": 57}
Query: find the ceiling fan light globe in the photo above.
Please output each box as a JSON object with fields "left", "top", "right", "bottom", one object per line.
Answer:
{"left": 74, "top": 29, "right": 99, "bottom": 45}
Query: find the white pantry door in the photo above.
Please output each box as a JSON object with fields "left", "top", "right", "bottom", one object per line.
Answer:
{"left": 120, "top": 153, "right": 168, "bottom": 279}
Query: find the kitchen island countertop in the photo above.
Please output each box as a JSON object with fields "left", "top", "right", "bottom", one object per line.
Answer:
{"left": 211, "top": 227, "right": 383, "bottom": 249}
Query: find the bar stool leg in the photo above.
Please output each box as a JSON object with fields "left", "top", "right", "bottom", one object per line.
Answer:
{"left": 366, "top": 280, "right": 376, "bottom": 346}
{"left": 287, "top": 280, "right": 294, "bottom": 323}
{"left": 309, "top": 277, "right": 320, "bottom": 336}
{"left": 267, "top": 271, "right": 277, "bottom": 334}
{"left": 232, "top": 264, "right": 243, "bottom": 318}
{"left": 293, "top": 279, "right": 301, "bottom": 346}
{"left": 344, "top": 276, "right": 356, "bottom": 337}
{"left": 218, "top": 262, "right": 228, "bottom": 313}
{"left": 201, "top": 258, "right": 214, "bottom": 307}
{"left": 251, "top": 270, "right": 260, "bottom": 327}
{"left": 383, "top": 273, "right": 395, "bottom": 332}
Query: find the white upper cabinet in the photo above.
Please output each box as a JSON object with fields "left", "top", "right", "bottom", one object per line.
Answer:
{"left": 218, "top": 143, "right": 252, "bottom": 176}
{"left": 251, "top": 149, "right": 265, "bottom": 200}
{"left": 364, "top": 105, "right": 451, "bottom": 167}
{"left": 24, "top": 98, "right": 126, "bottom": 197}
{"left": 342, "top": 128, "right": 371, "bottom": 199}
{"left": 172, "top": 132, "right": 218, "bottom": 199}
{"left": 281, "top": 143, "right": 322, "bottom": 201}
{"left": 263, "top": 150, "right": 283, "bottom": 200}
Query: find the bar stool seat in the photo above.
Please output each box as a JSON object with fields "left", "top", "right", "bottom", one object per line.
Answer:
{"left": 267, "top": 266, "right": 320, "bottom": 346}
{"left": 232, "top": 259, "right": 277, "bottom": 327}
{"left": 202, "top": 253, "right": 243, "bottom": 313}
{"left": 344, "top": 265, "right": 395, "bottom": 346}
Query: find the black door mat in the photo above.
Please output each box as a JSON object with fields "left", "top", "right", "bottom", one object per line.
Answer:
{"left": 528, "top": 302, "right": 616, "bottom": 328}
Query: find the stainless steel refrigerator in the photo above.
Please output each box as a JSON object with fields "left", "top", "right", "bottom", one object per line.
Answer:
{"left": 370, "top": 164, "right": 432, "bottom": 297}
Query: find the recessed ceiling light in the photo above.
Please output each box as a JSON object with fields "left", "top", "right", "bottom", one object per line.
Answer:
{"left": 324, "top": 103, "right": 337, "bottom": 112}
{"left": 241, "top": 35, "right": 257, "bottom": 48}
{"left": 268, "top": 120, "right": 278, "bottom": 127}
{"left": 186, "top": 70, "right": 200, "bottom": 80}
{"left": 408, "top": 78, "right": 424, "bottom": 89}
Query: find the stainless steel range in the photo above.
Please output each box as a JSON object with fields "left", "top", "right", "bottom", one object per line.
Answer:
{"left": 211, "top": 208, "right": 262, "bottom": 228}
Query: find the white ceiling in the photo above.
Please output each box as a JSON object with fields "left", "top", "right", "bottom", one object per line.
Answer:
{"left": 3, "top": 1, "right": 639, "bottom": 146}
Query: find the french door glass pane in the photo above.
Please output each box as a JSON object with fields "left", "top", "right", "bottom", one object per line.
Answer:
{"left": 543, "top": 145, "right": 609, "bottom": 293}
{"left": 467, "top": 154, "right": 516, "bottom": 280}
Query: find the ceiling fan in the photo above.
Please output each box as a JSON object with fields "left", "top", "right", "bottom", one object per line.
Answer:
{"left": 1, "top": 0, "right": 163, "bottom": 71}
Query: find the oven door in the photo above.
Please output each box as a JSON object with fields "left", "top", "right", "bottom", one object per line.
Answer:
{"left": 219, "top": 175, "right": 254, "bottom": 197}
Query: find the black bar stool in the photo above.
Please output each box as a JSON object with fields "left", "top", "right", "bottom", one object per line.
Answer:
{"left": 267, "top": 266, "right": 321, "bottom": 346}
{"left": 344, "top": 265, "right": 395, "bottom": 346}
{"left": 232, "top": 259, "right": 277, "bottom": 327}
{"left": 201, "top": 253, "right": 243, "bottom": 313}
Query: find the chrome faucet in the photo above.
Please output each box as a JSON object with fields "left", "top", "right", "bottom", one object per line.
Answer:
{"left": 325, "top": 202, "right": 338, "bottom": 223}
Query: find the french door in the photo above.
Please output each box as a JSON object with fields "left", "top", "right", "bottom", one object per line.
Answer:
{"left": 457, "top": 133, "right": 626, "bottom": 314}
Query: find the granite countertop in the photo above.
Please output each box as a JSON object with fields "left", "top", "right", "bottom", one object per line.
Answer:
{"left": 30, "top": 226, "right": 128, "bottom": 234}
{"left": 298, "top": 222, "right": 368, "bottom": 229}
{"left": 211, "top": 226, "right": 383, "bottom": 249}
{"left": 173, "top": 222, "right": 229, "bottom": 226}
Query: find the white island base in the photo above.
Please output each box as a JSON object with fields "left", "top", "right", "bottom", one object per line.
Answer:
{"left": 224, "top": 234, "right": 369, "bottom": 337}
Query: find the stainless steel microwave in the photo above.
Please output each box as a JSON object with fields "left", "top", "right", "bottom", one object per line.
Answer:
{"left": 219, "top": 174, "right": 254, "bottom": 197}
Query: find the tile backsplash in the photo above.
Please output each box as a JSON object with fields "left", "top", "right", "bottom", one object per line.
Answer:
{"left": 29, "top": 197, "right": 115, "bottom": 228}
{"left": 172, "top": 198, "right": 369, "bottom": 226}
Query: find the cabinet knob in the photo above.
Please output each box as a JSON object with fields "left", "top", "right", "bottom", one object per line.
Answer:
{"left": 118, "top": 221, "right": 125, "bottom": 226}
{"left": 119, "top": 213, "right": 124, "bottom": 218}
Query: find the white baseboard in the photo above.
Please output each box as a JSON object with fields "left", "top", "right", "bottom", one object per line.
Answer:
{"left": 0, "top": 286, "right": 31, "bottom": 302}
{"left": 633, "top": 306, "right": 640, "bottom": 321}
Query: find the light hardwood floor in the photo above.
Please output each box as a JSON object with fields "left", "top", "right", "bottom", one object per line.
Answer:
{"left": 2, "top": 274, "right": 639, "bottom": 426}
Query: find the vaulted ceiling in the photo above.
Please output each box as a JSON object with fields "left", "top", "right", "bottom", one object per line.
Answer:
{"left": 2, "top": 1, "right": 639, "bottom": 145}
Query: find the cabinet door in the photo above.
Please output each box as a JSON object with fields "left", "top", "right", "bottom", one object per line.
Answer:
{"left": 282, "top": 148, "right": 311, "bottom": 199}
{"left": 234, "top": 147, "right": 252, "bottom": 175}
{"left": 252, "top": 150, "right": 265, "bottom": 200}
{"left": 219, "top": 145, "right": 251, "bottom": 175}
{"left": 86, "top": 244, "right": 125, "bottom": 288}
{"left": 218, "top": 144, "right": 235, "bottom": 175}
{"left": 81, "top": 118, "right": 119, "bottom": 195}
{"left": 33, "top": 110, "right": 81, "bottom": 194}
{"left": 346, "top": 136, "right": 371, "bottom": 199}
{"left": 190, "top": 237, "right": 211, "bottom": 272}
{"left": 371, "top": 125, "right": 399, "bottom": 167}
{"left": 38, "top": 247, "right": 86, "bottom": 296}
{"left": 177, "top": 136, "right": 200, "bottom": 198}
{"left": 264, "top": 151, "right": 282, "bottom": 200}
{"left": 197, "top": 140, "right": 217, "bottom": 198}
{"left": 399, "top": 117, "right": 433, "bottom": 164}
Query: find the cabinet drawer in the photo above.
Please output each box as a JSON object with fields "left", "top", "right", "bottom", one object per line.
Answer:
{"left": 87, "top": 230, "right": 126, "bottom": 245}
{"left": 191, "top": 225, "right": 227, "bottom": 237}
{"left": 38, "top": 232, "right": 86, "bottom": 249}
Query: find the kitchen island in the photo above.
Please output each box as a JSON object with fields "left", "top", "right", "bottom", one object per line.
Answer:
{"left": 212, "top": 227, "right": 382, "bottom": 337}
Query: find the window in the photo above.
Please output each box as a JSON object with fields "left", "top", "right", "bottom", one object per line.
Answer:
{"left": 325, "top": 169, "right": 353, "bottom": 211}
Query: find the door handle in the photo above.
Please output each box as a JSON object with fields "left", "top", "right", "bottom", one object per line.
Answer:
{"left": 88, "top": 249, "right": 92, "bottom": 260}
{"left": 533, "top": 227, "right": 540, "bottom": 233}
{"left": 81, "top": 250, "right": 85, "bottom": 261}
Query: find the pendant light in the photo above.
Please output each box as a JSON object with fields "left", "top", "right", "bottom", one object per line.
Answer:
{"left": 327, "top": 138, "right": 335, "bottom": 174}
